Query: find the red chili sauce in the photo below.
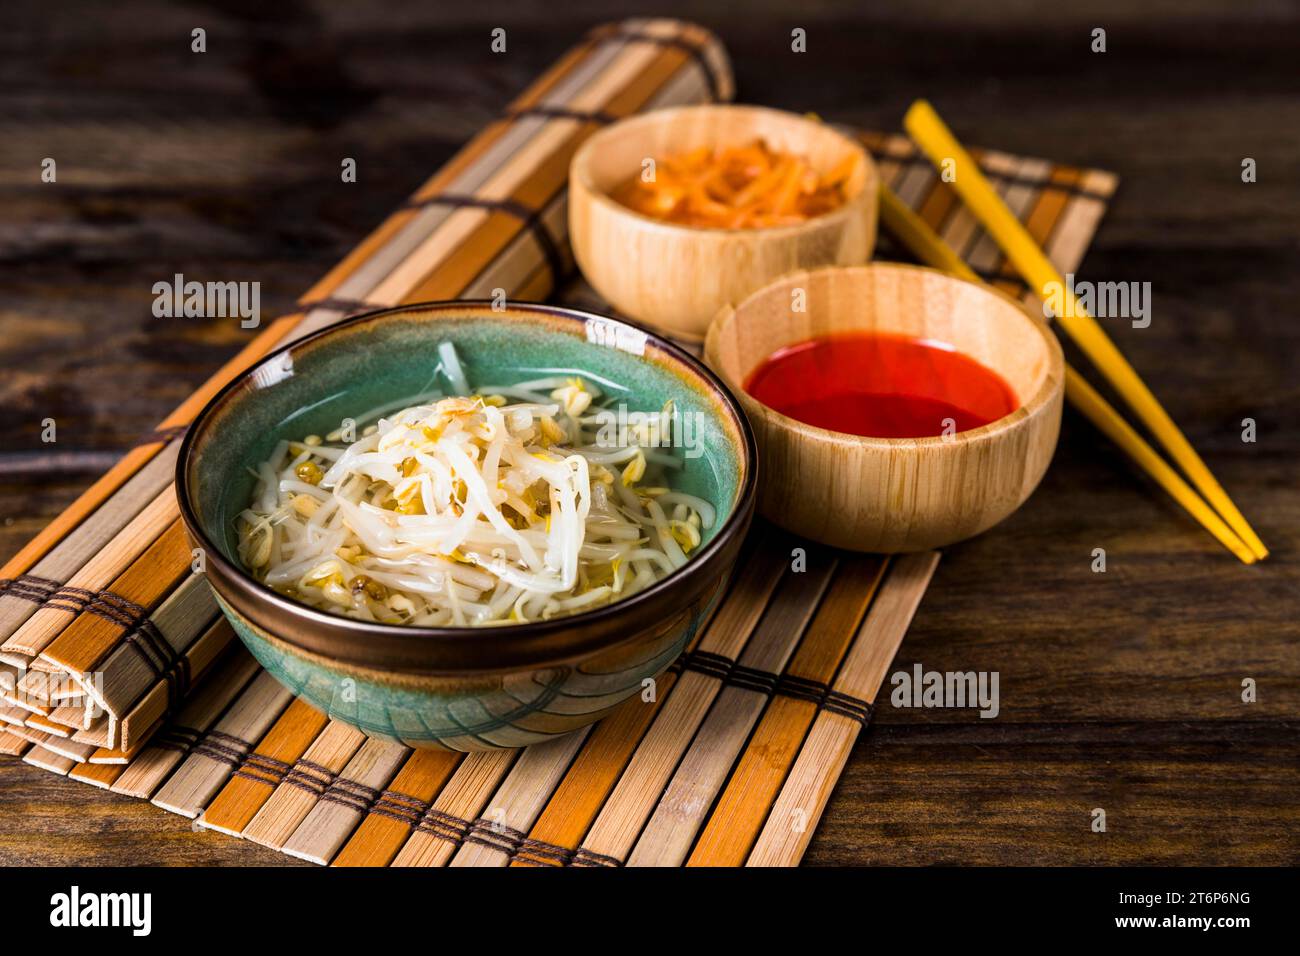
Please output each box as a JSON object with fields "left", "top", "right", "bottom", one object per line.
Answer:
{"left": 743, "top": 331, "right": 1018, "bottom": 439}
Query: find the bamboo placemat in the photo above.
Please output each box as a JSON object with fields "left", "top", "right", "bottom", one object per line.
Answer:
{"left": 0, "top": 18, "right": 1119, "bottom": 865}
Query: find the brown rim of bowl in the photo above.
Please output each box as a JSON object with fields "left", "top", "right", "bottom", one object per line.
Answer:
{"left": 570, "top": 103, "right": 876, "bottom": 238}
{"left": 707, "top": 262, "right": 1065, "bottom": 450}
{"left": 176, "top": 300, "right": 758, "bottom": 673}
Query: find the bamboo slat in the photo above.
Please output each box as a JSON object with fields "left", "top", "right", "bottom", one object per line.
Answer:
{"left": 1, "top": 485, "right": 177, "bottom": 660}
{"left": 389, "top": 750, "right": 518, "bottom": 867}
{"left": 0, "top": 731, "right": 30, "bottom": 756}
{"left": 46, "top": 705, "right": 86, "bottom": 732}
{"left": 1040, "top": 167, "right": 1119, "bottom": 295}
{"left": 151, "top": 670, "right": 294, "bottom": 817}
{"left": 39, "top": 520, "right": 193, "bottom": 677}
{"left": 635, "top": 555, "right": 888, "bottom": 867}
{"left": 0, "top": 448, "right": 179, "bottom": 648}
{"left": 748, "top": 551, "right": 940, "bottom": 866}
{"left": 34, "top": 734, "right": 96, "bottom": 764}
{"left": 68, "top": 760, "right": 123, "bottom": 789}
{"left": 4, "top": 724, "right": 52, "bottom": 747}
{"left": 967, "top": 152, "right": 1048, "bottom": 270}
{"left": 449, "top": 729, "right": 591, "bottom": 867}
{"left": 511, "top": 671, "right": 680, "bottom": 866}
{"left": 22, "top": 712, "right": 68, "bottom": 737}
{"left": 1011, "top": 165, "right": 1080, "bottom": 298}
{"left": 111, "top": 647, "right": 261, "bottom": 798}
{"left": 196, "top": 698, "right": 330, "bottom": 836}
{"left": 23, "top": 745, "right": 74, "bottom": 775}
{"left": 240, "top": 720, "right": 368, "bottom": 849}
{"left": 572, "top": 549, "right": 815, "bottom": 866}
{"left": 88, "top": 572, "right": 218, "bottom": 722}
{"left": 83, "top": 616, "right": 235, "bottom": 753}
{"left": 18, "top": 679, "right": 67, "bottom": 706}
{"left": 280, "top": 738, "right": 410, "bottom": 865}
{"left": 687, "top": 557, "right": 888, "bottom": 866}
{"left": 332, "top": 750, "right": 463, "bottom": 867}
{"left": 88, "top": 714, "right": 165, "bottom": 763}
{"left": 6, "top": 674, "right": 51, "bottom": 714}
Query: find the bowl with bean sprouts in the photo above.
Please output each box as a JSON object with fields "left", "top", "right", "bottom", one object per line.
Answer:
{"left": 177, "top": 302, "right": 755, "bottom": 749}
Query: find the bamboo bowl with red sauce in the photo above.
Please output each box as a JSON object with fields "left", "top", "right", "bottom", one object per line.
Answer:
{"left": 704, "top": 263, "right": 1065, "bottom": 552}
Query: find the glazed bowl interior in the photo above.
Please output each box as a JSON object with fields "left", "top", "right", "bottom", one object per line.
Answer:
{"left": 181, "top": 302, "right": 754, "bottom": 670}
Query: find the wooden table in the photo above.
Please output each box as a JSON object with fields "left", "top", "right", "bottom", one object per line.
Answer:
{"left": 2, "top": 0, "right": 1296, "bottom": 866}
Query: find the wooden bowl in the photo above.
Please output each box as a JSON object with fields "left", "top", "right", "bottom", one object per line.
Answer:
{"left": 704, "top": 263, "right": 1064, "bottom": 553}
{"left": 569, "top": 104, "right": 878, "bottom": 341}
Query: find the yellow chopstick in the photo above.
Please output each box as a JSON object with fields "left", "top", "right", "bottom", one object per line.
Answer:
{"left": 878, "top": 184, "right": 1258, "bottom": 565}
{"left": 903, "top": 100, "right": 1267, "bottom": 562}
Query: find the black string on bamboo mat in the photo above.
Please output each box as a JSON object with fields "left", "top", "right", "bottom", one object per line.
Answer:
{"left": 35, "top": 584, "right": 96, "bottom": 614}
{"left": 399, "top": 193, "right": 567, "bottom": 288}
{"left": 45, "top": 586, "right": 150, "bottom": 635}
{"left": 571, "top": 846, "right": 623, "bottom": 868}
{"left": 672, "top": 649, "right": 732, "bottom": 681}
{"left": 667, "top": 649, "right": 876, "bottom": 723}
{"left": 319, "top": 778, "right": 381, "bottom": 814}
{"left": 130, "top": 423, "right": 189, "bottom": 449}
{"left": 152, "top": 723, "right": 203, "bottom": 756}
{"left": 728, "top": 664, "right": 779, "bottom": 695}
{"left": 774, "top": 673, "right": 830, "bottom": 705}
{"left": 587, "top": 24, "right": 723, "bottom": 102}
{"left": 192, "top": 729, "right": 253, "bottom": 769}
{"left": 282, "top": 758, "right": 337, "bottom": 797}
{"left": 504, "top": 105, "right": 618, "bottom": 126}
{"left": 235, "top": 751, "right": 293, "bottom": 787}
{"left": 0, "top": 574, "right": 62, "bottom": 605}
{"left": 463, "top": 818, "right": 527, "bottom": 855}
{"left": 821, "top": 691, "right": 874, "bottom": 727}
{"left": 296, "top": 295, "right": 384, "bottom": 316}
{"left": 415, "top": 807, "right": 471, "bottom": 846}
{"left": 515, "top": 836, "right": 576, "bottom": 867}
{"left": 123, "top": 617, "right": 191, "bottom": 711}
{"left": 123, "top": 618, "right": 178, "bottom": 673}
{"left": 370, "top": 789, "right": 430, "bottom": 827}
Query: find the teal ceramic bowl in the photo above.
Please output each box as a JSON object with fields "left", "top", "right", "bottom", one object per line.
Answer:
{"left": 177, "top": 302, "right": 756, "bottom": 750}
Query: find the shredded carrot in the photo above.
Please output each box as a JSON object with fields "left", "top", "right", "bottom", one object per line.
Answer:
{"left": 610, "top": 139, "right": 852, "bottom": 229}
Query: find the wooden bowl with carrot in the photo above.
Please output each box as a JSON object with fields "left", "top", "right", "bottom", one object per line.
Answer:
{"left": 569, "top": 104, "right": 878, "bottom": 341}
{"left": 705, "top": 263, "right": 1065, "bottom": 553}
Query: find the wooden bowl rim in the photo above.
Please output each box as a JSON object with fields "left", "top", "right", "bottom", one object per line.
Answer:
{"left": 570, "top": 102, "right": 878, "bottom": 239}
{"left": 704, "top": 262, "right": 1065, "bottom": 450}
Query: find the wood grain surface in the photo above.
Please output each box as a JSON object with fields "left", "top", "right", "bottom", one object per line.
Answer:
{"left": 1, "top": 0, "right": 1297, "bottom": 865}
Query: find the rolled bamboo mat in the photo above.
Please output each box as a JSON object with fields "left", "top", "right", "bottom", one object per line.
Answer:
{"left": 0, "top": 20, "right": 1120, "bottom": 864}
